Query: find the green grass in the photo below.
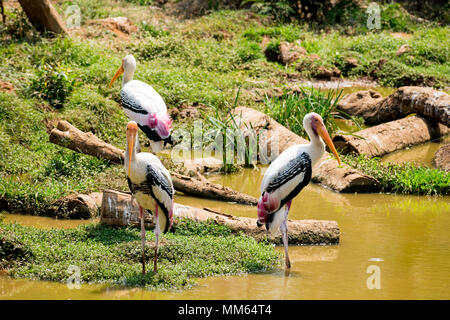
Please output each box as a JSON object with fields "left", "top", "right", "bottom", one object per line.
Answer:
{"left": 0, "top": 220, "right": 281, "bottom": 290}
{"left": 343, "top": 155, "right": 450, "bottom": 196}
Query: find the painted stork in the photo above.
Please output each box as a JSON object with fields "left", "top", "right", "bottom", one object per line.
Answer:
{"left": 110, "top": 54, "right": 173, "bottom": 153}
{"left": 125, "top": 121, "right": 174, "bottom": 274}
{"left": 257, "top": 112, "right": 341, "bottom": 269}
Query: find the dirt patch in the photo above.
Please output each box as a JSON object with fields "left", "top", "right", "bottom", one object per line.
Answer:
{"left": 0, "top": 81, "right": 15, "bottom": 93}
{"left": 88, "top": 17, "right": 138, "bottom": 39}
{"left": 169, "top": 103, "right": 207, "bottom": 120}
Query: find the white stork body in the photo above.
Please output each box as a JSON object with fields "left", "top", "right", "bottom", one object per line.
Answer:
{"left": 125, "top": 121, "right": 174, "bottom": 274}
{"left": 257, "top": 113, "right": 341, "bottom": 269}
{"left": 110, "top": 55, "right": 173, "bottom": 153}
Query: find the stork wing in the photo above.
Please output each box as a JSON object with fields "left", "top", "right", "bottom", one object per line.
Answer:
{"left": 263, "top": 152, "right": 312, "bottom": 209}
{"left": 120, "top": 80, "right": 167, "bottom": 116}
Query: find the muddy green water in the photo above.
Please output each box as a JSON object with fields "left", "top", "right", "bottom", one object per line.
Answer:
{"left": 1, "top": 167, "right": 449, "bottom": 300}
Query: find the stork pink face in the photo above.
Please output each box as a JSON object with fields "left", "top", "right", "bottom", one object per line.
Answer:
{"left": 148, "top": 112, "right": 172, "bottom": 139}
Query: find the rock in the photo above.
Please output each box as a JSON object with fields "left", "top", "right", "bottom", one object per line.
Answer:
{"left": 333, "top": 115, "right": 450, "bottom": 157}
{"left": 366, "top": 86, "right": 450, "bottom": 126}
{"left": 337, "top": 90, "right": 384, "bottom": 119}
{"left": 344, "top": 57, "right": 358, "bottom": 68}
{"left": 232, "top": 107, "right": 381, "bottom": 193}
{"left": 314, "top": 66, "right": 341, "bottom": 79}
{"left": 260, "top": 35, "right": 271, "bottom": 50}
{"left": 396, "top": 44, "right": 412, "bottom": 56}
{"left": 279, "top": 41, "right": 307, "bottom": 65}
{"left": 47, "top": 193, "right": 100, "bottom": 219}
{"left": 432, "top": 144, "right": 450, "bottom": 171}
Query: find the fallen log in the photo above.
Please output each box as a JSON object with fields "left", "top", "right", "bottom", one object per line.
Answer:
{"left": 333, "top": 115, "right": 450, "bottom": 157}
{"left": 232, "top": 107, "right": 381, "bottom": 193}
{"left": 338, "top": 87, "right": 450, "bottom": 126}
{"left": 49, "top": 120, "right": 124, "bottom": 164}
{"left": 100, "top": 189, "right": 340, "bottom": 245}
{"left": 49, "top": 120, "right": 257, "bottom": 205}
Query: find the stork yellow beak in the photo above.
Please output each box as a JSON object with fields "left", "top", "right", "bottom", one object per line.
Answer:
{"left": 126, "top": 122, "right": 138, "bottom": 176}
{"left": 317, "top": 123, "right": 341, "bottom": 166}
{"left": 109, "top": 63, "right": 124, "bottom": 88}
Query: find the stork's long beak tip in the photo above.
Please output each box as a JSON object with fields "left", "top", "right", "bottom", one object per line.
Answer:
{"left": 318, "top": 123, "right": 341, "bottom": 166}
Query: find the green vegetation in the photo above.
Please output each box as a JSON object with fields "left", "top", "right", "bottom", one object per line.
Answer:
{"left": 264, "top": 87, "right": 346, "bottom": 138}
{"left": 343, "top": 155, "right": 450, "bottom": 196}
{"left": 0, "top": 220, "right": 281, "bottom": 289}
{"left": 0, "top": 0, "right": 448, "bottom": 217}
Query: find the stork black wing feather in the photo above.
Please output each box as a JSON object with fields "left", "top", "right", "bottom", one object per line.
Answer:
{"left": 120, "top": 90, "right": 148, "bottom": 115}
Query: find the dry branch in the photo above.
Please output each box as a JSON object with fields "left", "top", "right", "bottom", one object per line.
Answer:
{"left": 48, "top": 120, "right": 257, "bottom": 205}
{"left": 100, "top": 190, "right": 340, "bottom": 245}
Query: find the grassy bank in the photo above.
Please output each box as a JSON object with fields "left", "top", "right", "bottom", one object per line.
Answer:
{"left": 0, "top": 1, "right": 449, "bottom": 215}
{"left": 0, "top": 219, "right": 281, "bottom": 289}
{"left": 342, "top": 155, "right": 450, "bottom": 196}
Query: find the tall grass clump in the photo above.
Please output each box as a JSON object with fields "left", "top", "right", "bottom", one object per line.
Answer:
{"left": 264, "top": 87, "right": 344, "bottom": 138}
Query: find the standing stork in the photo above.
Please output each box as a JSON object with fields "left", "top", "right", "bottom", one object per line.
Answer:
{"left": 110, "top": 54, "right": 173, "bottom": 153}
{"left": 257, "top": 112, "right": 341, "bottom": 269}
{"left": 125, "top": 121, "right": 174, "bottom": 274}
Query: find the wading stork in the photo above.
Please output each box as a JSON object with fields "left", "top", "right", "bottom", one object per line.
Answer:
{"left": 257, "top": 112, "right": 341, "bottom": 269}
{"left": 125, "top": 121, "right": 174, "bottom": 274}
{"left": 110, "top": 54, "right": 173, "bottom": 153}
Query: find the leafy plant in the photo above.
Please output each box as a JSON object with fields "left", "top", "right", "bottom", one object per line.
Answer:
{"left": 264, "top": 87, "right": 344, "bottom": 138}
{"left": 29, "top": 63, "right": 78, "bottom": 109}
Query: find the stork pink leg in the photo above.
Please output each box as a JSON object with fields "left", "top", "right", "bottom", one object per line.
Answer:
{"left": 280, "top": 200, "right": 292, "bottom": 270}
{"left": 139, "top": 206, "right": 146, "bottom": 275}
{"left": 153, "top": 205, "right": 160, "bottom": 273}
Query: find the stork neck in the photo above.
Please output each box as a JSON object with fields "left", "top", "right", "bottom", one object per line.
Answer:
{"left": 122, "top": 68, "right": 135, "bottom": 86}
{"left": 306, "top": 131, "right": 325, "bottom": 166}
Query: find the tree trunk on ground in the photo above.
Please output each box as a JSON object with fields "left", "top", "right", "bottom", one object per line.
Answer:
{"left": 48, "top": 120, "right": 258, "bottom": 205}
{"left": 339, "top": 87, "right": 450, "bottom": 126}
{"left": 18, "top": 0, "right": 68, "bottom": 35}
{"left": 100, "top": 189, "right": 340, "bottom": 245}
{"left": 49, "top": 120, "right": 124, "bottom": 164}
{"left": 333, "top": 115, "right": 450, "bottom": 157}
{"left": 232, "top": 107, "right": 381, "bottom": 193}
